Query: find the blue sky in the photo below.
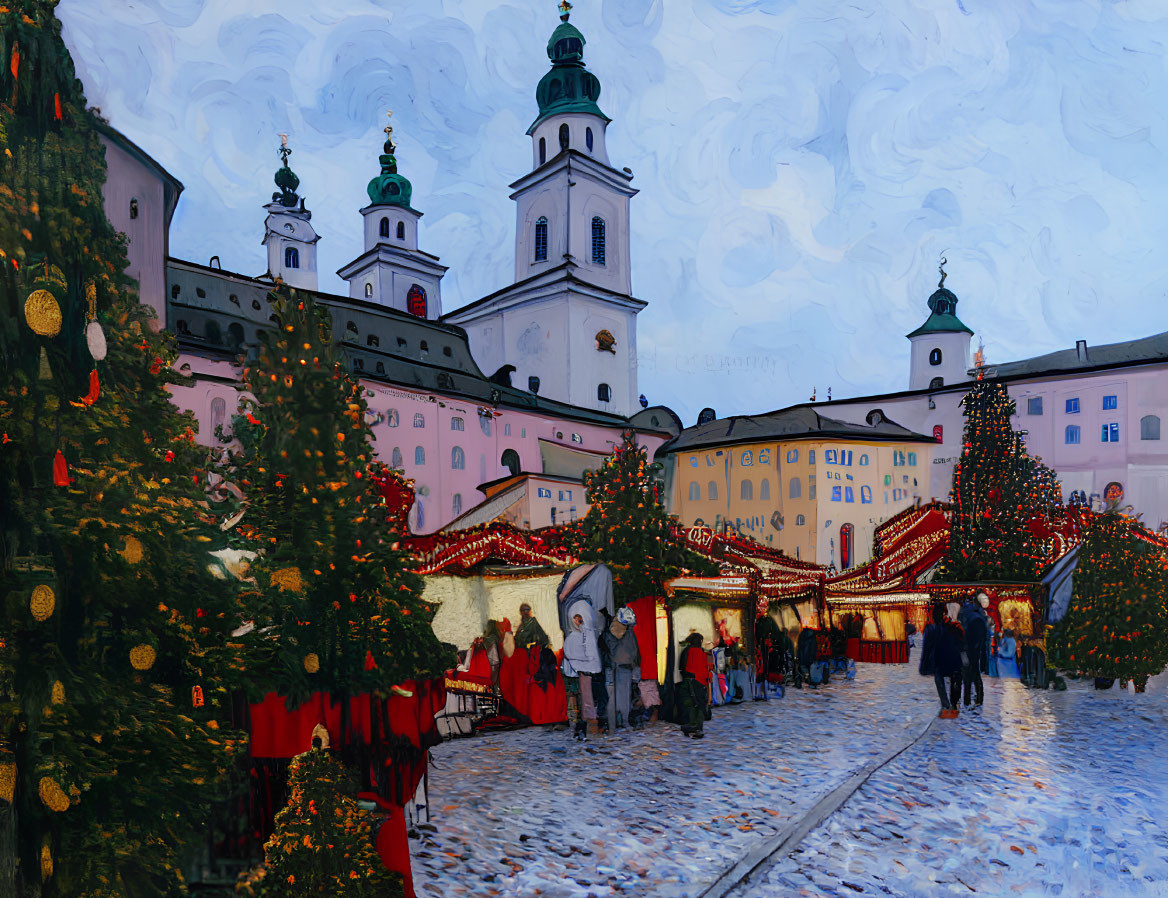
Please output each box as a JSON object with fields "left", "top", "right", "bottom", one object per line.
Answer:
{"left": 59, "top": 0, "right": 1168, "bottom": 424}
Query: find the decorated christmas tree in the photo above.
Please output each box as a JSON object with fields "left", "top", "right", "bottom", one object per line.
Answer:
{"left": 215, "top": 283, "right": 452, "bottom": 737}
{"left": 1047, "top": 511, "right": 1168, "bottom": 691}
{"left": 236, "top": 749, "right": 402, "bottom": 897}
{"left": 0, "top": 3, "right": 240, "bottom": 894}
{"left": 939, "top": 379, "right": 1064, "bottom": 582}
{"left": 580, "top": 431, "right": 714, "bottom": 605}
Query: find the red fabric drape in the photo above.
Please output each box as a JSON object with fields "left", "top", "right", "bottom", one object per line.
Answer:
{"left": 628, "top": 596, "right": 659, "bottom": 681}
{"left": 498, "top": 649, "right": 529, "bottom": 718}
{"left": 248, "top": 692, "right": 374, "bottom": 758}
{"left": 376, "top": 805, "right": 414, "bottom": 898}
{"left": 522, "top": 647, "right": 567, "bottom": 725}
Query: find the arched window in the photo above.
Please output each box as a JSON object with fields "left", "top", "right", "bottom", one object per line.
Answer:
{"left": 407, "top": 285, "right": 427, "bottom": 318}
{"left": 210, "top": 397, "right": 227, "bottom": 440}
{"left": 598, "top": 383, "right": 611, "bottom": 402}
{"left": 367, "top": 334, "right": 379, "bottom": 348}
{"left": 379, "top": 217, "right": 389, "bottom": 238}
{"left": 760, "top": 479, "right": 770, "bottom": 500}
{"left": 586, "top": 127, "right": 594, "bottom": 152}
{"left": 284, "top": 246, "right": 299, "bottom": 269}
{"left": 539, "top": 137, "right": 546, "bottom": 165}
{"left": 534, "top": 217, "right": 548, "bottom": 262}
{"left": 929, "top": 348, "right": 943, "bottom": 366}
{"left": 386, "top": 409, "right": 399, "bottom": 428}
{"left": 708, "top": 481, "right": 718, "bottom": 500}
{"left": 413, "top": 413, "right": 425, "bottom": 428}
{"left": 840, "top": 523, "right": 854, "bottom": 569}
{"left": 345, "top": 321, "right": 359, "bottom": 340}
{"left": 933, "top": 425, "right": 943, "bottom": 443}
{"left": 528, "top": 376, "right": 540, "bottom": 394}
{"left": 452, "top": 493, "right": 463, "bottom": 516}
{"left": 450, "top": 417, "right": 464, "bottom": 431}
{"left": 227, "top": 322, "right": 244, "bottom": 350}
{"left": 414, "top": 446, "right": 425, "bottom": 465}
{"left": 789, "top": 477, "right": 801, "bottom": 499}
{"left": 559, "top": 123, "right": 569, "bottom": 150}
{"left": 364, "top": 282, "right": 373, "bottom": 298}
{"left": 451, "top": 446, "right": 465, "bottom": 470}
{"left": 929, "top": 376, "right": 944, "bottom": 390}
{"left": 688, "top": 482, "right": 700, "bottom": 501}
{"left": 1141, "top": 415, "right": 1161, "bottom": 441}
{"left": 741, "top": 451, "right": 753, "bottom": 467}
{"left": 397, "top": 221, "right": 405, "bottom": 240}
{"left": 591, "top": 217, "right": 606, "bottom": 265}
{"left": 391, "top": 446, "right": 403, "bottom": 468}
{"left": 795, "top": 514, "right": 806, "bottom": 526}
{"left": 375, "top": 362, "right": 385, "bottom": 375}
{"left": 858, "top": 453, "right": 869, "bottom": 466}
{"left": 501, "top": 449, "right": 521, "bottom": 476}
{"left": 861, "top": 486, "right": 873, "bottom": 504}
{"left": 479, "top": 415, "right": 492, "bottom": 436}
{"left": 740, "top": 480, "right": 754, "bottom": 500}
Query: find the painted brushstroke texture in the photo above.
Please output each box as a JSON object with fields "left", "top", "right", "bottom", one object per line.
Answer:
{"left": 57, "top": 0, "right": 1168, "bottom": 424}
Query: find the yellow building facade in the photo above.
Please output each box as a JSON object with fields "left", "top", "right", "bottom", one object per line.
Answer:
{"left": 663, "top": 408, "right": 935, "bottom": 569}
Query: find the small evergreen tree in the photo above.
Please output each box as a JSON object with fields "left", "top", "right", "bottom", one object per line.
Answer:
{"left": 236, "top": 749, "right": 401, "bottom": 897}
{"left": 580, "top": 431, "right": 714, "bottom": 605}
{"left": 0, "top": 3, "right": 238, "bottom": 895}
{"left": 1048, "top": 511, "right": 1168, "bottom": 691}
{"left": 940, "top": 379, "right": 1063, "bottom": 581}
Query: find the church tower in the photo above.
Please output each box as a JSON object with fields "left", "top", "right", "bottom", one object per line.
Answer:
{"left": 337, "top": 114, "right": 446, "bottom": 318}
{"left": 907, "top": 261, "right": 974, "bottom": 391}
{"left": 443, "top": 1, "right": 644, "bottom": 415}
{"left": 261, "top": 137, "right": 319, "bottom": 291}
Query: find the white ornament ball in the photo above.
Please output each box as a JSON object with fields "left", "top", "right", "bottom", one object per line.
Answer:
{"left": 86, "top": 322, "right": 107, "bottom": 361}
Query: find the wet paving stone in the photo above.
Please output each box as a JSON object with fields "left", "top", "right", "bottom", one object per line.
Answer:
{"left": 412, "top": 664, "right": 936, "bottom": 897}
{"left": 746, "top": 673, "right": 1168, "bottom": 898}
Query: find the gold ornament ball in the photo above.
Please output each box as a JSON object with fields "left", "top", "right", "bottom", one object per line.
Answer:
{"left": 304, "top": 652, "right": 320, "bottom": 674}
{"left": 121, "top": 536, "right": 144, "bottom": 565}
{"left": 24, "top": 290, "right": 62, "bottom": 337}
{"left": 129, "top": 644, "right": 156, "bottom": 671}
{"left": 38, "top": 777, "right": 70, "bottom": 813}
{"left": 30, "top": 584, "right": 55, "bottom": 622}
{"left": 0, "top": 763, "right": 15, "bottom": 804}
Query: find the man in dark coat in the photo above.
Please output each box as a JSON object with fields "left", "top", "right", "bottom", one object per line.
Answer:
{"left": 933, "top": 604, "right": 964, "bottom": 718}
{"left": 961, "top": 596, "right": 989, "bottom": 707}
{"left": 918, "top": 618, "right": 937, "bottom": 676}
{"left": 796, "top": 627, "right": 820, "bottom": 688}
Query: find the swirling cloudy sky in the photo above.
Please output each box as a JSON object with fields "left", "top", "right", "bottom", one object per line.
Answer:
{"left": 58, "top": 0, "right": 1168, "bottom": 424}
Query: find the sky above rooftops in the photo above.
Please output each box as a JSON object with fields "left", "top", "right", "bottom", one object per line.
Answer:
{"left": 58, "top": 0, "right": 1168, "bottom": 425}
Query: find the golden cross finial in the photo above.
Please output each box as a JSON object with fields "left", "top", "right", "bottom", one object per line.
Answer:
{"left": 938, "top": 255, "right": 948, "bottom": 289}
{"left": 559, "top": 1, "right": 572, "bottom": 20}
{"left": 384, "top": 110, "right": 394, "bottom": 139}
{"left": 279, "top": 132, "right": 288, "bottom": 149}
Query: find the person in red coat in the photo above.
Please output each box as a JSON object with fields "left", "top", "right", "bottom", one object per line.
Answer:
{"left": 678, "top": 632, "right": 710, "bottom": 739}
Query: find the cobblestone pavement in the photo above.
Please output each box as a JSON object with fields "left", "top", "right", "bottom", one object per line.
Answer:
{"left": 746, "top": 674, "right": 1168, "bottom": 898}
{"left": 411, "top": 664, "right": 936, "bottom": 898}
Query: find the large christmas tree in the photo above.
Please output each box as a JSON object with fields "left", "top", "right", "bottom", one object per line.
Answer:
{"left": 1047, "top": 511, "right": 1168, "bottom": 691}
{"left": 580, "top": 431, "right": 714, "bottom": 605}
{"left": 0, "top": 3, "right": 240, "bottom": 895}
{"left": 940, "top": 379, "right": 1064, "bottom": 582}
{"left": 215, "top": 283, "right": 451, "bottom": 739}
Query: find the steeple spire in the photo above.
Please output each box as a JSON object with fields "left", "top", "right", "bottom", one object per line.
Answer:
{"left": 528, "top": 0, "right": 608, "bottom": 133}
{"left": 272, "top": 133, "right": 301, "bottom": 208}
{"left": 366, "top": 110, "right": 414, "bottom": 208}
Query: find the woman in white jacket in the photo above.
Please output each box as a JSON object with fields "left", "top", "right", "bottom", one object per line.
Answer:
{"left": 562, "top": 599, "right": 602, "bottom": 737}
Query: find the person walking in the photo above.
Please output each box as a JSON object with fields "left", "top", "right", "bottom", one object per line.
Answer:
{"left": 918, "top": 614, "right": 937, "bottom": 677}
{"left": 796, "top": 626, "right": 819, "bottom": 689}
{"left": 933, "top": 604, "right": 964, "bottom": 718}
{"left": 603, "top": 607, "right": 641, "bottom": 730}
{"left": 961, "top": 595, "right": 989, "bottom": 708}
{"left": 562, "top": 600, "right": 602, "bottom": 739}
{"left": 677, "top": 633, "right": 710, "bottom": 738}
{"left": 997, "top": 628, "right": 1021, "bottom": 679}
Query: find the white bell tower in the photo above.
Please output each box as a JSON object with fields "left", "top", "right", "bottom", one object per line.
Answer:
{"left": 261, "top": 136, "right": 319, "bottom": 291}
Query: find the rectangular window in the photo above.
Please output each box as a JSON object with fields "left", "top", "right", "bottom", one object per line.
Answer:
{"left": 1103, "top": 395, "right": 1117, "bottom": 410}
{"left": 831, "top": 485, "right": 842, "bottom": 502}
{"left": 1101, "top": 422, "right": 1120, "bottom": 443}
{"left": 521, "top": 428, "right": 526, "bottom": 439}
{"left": 808, "top": 476, "right": 816, "bottom": 500}
{"left": 1065, "top": 425, "right": 1080, "bottom": 445}
{"left": 690, "top": 456, "right": 699, "bottom": 467}
{"left": 450, "top": 417, "right": 464, "bottom": 431}
{"left": 1027, "top": 397, "right": 1043, "bottom": 415}
{"left": 504, "top": 423, "right": 511, "bottom": 436}
{"left": 537, "top": 487, "right": 552, "bottom": 498}
{"left": 1065, "top": 397, "right": 1080, "bottom": 414}
{"left": 844, "top": 486, "right": 854, "bottom": 503}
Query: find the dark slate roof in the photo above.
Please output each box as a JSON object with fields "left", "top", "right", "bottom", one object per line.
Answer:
{"left": 165, "top": 257, "right": 664, "bottom": 432}
{"left": 659, "top": 406, "right": 935, "bottom": 455}
{"left": 982, "top": 331, "right": 1168, "bottom": 380}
